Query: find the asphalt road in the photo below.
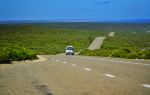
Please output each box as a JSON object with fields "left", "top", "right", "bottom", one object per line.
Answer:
{"left": 87, "top": 32, "right": 115, "bottom": 50}
{"left": 108, "top": 32, "right": 115, "bottom": 37}
{"left": 88, "top": 37, "right": 105, "bottom": 50}
{"left": 0, "top": 54, "right": 150, "bottom": 95}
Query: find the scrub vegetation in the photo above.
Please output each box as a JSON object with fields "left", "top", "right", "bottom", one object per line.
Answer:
{"left": 79, "top": 26, "right": 150, "bottom": 59}
{"left": 0, "top": 23, "right": 105, "bottom": 63}
{"left": 0, "top": 23, "right": 150, "bottom": 63}
{"left": 0, "top": 46, "right": 37, "bottom": 63}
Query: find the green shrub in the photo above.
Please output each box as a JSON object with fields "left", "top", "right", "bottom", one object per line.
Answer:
{"left": 96, "top": 49, "right": 111, "bottom": 57}
{"left": 111, "top": 50, "right": 121, "bottom": 57}
{"left": 0, "top": 46, "right": 37, "bottom": 64}
{"left": 121, "top": 48, "right": 132, "bottom": 53}
{"left": 0, "top": 52, "right": 11, "bottom": 64}
{"left": 79, "top": 49, "right": 93, "bottom": 56}
{"left": 110, "top": 48, "right": 130, "bottom": 58}
{"left": 139, "top": 50, "right": 150, "bottom": 59}
{"left": 120, "top": 53, "right": 127, "bottom": 58}
{"left": 127, "top": 53, "right": 139, "bottom": 59}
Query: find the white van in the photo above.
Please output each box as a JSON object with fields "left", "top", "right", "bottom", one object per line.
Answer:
{"left": 65, "top": 46, "right": 74, "bottom": 55}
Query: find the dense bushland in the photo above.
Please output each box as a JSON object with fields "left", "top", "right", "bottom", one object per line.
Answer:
{"left": 80, "top": 31, "right": 150, "bottom": 59}
{"left": 0, "top": 24, "right": 105, "bottom": 63}
{"left": 0, "top": 23, "right": 150, "bottom": 63}
{"left": 0, "top": 25, "right": 105, "bottom": 54}
{"left": 0, "top": 46, "right": 37, "bottom": 64}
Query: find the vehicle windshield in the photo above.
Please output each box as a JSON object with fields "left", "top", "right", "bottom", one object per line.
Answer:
{"left": 66, "top": 47, "right": 73, "bottom": 50}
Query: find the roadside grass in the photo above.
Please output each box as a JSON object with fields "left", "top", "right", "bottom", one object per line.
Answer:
{"left": 80, "top": 31, "right": 150, "bottom": 59}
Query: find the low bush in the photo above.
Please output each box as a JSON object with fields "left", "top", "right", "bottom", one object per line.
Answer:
{"left": 137, "top": 50, "right": 150, "bottom": 59}
{"left": 126, "top": 53, "right": 139, "bottom": 59}
{"left": 79, "top": 47, "right": 150, "bottom": 59}
{"left": 0, "top": 46, "right": 37, "bottom": 64}
{"left": 79, "top": 31, "right": 150, "bottom": 59}
{"left": 0, "top": 52, "right": 11, "bottom": 64}
{"left": 79, "top": 49, "right": 94, "bottom": 56}
{"left": 110, "top": 48, "right": 132, "bottom": 58}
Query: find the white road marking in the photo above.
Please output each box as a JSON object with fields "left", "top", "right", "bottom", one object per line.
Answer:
{"left": 74, "top": 56, "right": 148, "bottom": 66}
{"left": 84, "top": 68, "right": 91, "bottom": 71}
{"left": 126, "top": 62, "right": 133, "bottom": 64}
{"left": 142, "top": 84, "right": 150, "bottom": 88}
{"left": 105, "top": 74, "right": 116, "bottom": 78}
{"left": 56, "top": 60, "right": 60, "bottom": 62}
{"left": 62, "top": 61, "right": 67, "bottom": 64}
{"left": 71, "top": 64, "right": 76, "bottom": 67}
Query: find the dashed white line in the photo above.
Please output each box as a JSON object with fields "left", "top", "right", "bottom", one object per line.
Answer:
{"left": 126, "top": 62, "right": 133, "bottom": 64}
{"left": 56, "top": 60, "right": 60, "bottom": 62}
{"left": 142, "top": 84, "right": 150, "bottom": 88}
{"left": 84, "top": 68, "right": 91, "bottom": 71}
{"left": 71, "top": 64, "right": 76, "bottom": 67}
{"left": 74, "top": 56, "right": 147, "bottom": 66}
{"left": 105, "top": 74, "right": 116, "bottom": 78}
{"left": 62, "top": 61, "right": 67, "bottom": 64}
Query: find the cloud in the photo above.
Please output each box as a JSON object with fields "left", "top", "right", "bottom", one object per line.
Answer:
{"left": 96, "top": 1, "right": 111, "bottom": 5}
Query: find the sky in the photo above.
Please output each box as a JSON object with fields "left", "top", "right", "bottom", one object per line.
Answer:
{"left": 0, "top": 0, "right": 150, "bottom": 21}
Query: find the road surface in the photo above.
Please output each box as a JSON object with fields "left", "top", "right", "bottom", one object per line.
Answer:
{"left": 108, "top": 32, "right": 115, "bottom": 37}
{"left": 88, "top": 37, "right": 105, "bottom": 50}
{"left": 87, "top": 32, "right": 115, "bottom": 50}
{"left": 0, "top": 54, "right": 150, "bottom": 95}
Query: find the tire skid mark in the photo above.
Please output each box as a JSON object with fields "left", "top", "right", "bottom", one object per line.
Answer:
{"left": 32, "top": 79, "right": 53, "bottom": 95}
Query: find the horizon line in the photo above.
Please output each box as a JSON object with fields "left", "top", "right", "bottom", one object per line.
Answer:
{"left": 0, "top": 19, "right": 150, "bottom": 24}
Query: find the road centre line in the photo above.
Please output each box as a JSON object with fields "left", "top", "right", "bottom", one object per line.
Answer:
{"left": 126, "top": 62, "right": 133, "bottom": 64}
{"left": 142, "top": 84, "right": 150, "bottom": 88}
{"left": 74, "top": 56, "right": 148, "bottom": 66}
{"left": 62, "top": 61, "right": 67, "bottom": 64}
{"left": 56, "top": 60, "right": 60, "bottom": 62}
{"left": 105, "top": 74, "right": 116, "bottom": 78}
{"left": 71, "top": 64, "right": 76, "bottom": 67}
{"left": 84, "top": 68, "right": 91, "bottom": 71}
